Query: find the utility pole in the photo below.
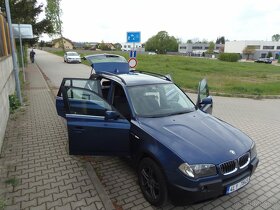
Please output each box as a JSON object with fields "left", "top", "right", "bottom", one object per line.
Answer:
{"left": 5, "top": 0, "right": 23, "bottom": 105}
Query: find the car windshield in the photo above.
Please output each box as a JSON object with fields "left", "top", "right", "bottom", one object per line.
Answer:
{"left": 67, "top": 52, "right": 79, "bottom": 56}
{"left": 127, "top": 83, "right": 195, "bottom": 117}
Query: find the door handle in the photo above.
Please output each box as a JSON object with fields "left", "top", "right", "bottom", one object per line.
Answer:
{"left": 130, "top": 132, "right": 140, "bottom": 140}
{"left": 73, "top": 126, "right": 85, "bottom": 132}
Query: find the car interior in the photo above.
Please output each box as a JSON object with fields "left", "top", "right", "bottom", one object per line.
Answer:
{"left": 112, "top": 84, "right": 131, "bottom": 119}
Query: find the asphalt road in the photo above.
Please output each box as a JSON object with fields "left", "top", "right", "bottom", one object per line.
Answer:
{"left": 35, "top": 49, "right": 280, "bottom": 209}
{"left": 35, "top": 49, "right": 91, "bottom": 89}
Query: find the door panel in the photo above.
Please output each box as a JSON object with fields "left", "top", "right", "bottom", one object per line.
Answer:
{"left": 67, "top": 114, "right": 130, "bottom": 155}
{"left": 62, "top": 87, "right": 130, "bottom": 156}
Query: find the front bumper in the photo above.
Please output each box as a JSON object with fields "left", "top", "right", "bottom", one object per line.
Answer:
{"left": 67, "top": 58, "right": 81, "bottom": 63}
{"left": 169, "top": 157, "right": 259, "bottom": 205}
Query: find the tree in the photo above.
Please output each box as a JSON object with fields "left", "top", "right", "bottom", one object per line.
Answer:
{"left": 145, "top": 31, "right": 178, "bottom": 54}
{"left": 243, "top": 46, "right": 256, "bottom": 60}
{"left": 98, "top": 41, "right": 111, "bottom": 51}
{"left": 202, "top": 39, "right": 208, "bottom": 44}
{"left": 39, "top": 40, "right": 45, "bottom": 49}
{"left": 207, "top": 41, "right": 215, "bottom": 54}
{"left": 45, "top": 0, "right": 64, "bottom": 51}
{"left": 187, "top": 39, "right": 193, "bottom": 44}
{"left": 114, "top": 43, "right": 122, "bottom": 51}
{"left": 216, "top": 36, "right": 225, "bottom": 44}
{"left": 272, "top": 34, "right": 280, "bottom": 42}
{"left": 0, "top": 0, "right": 54, "bottom": 44}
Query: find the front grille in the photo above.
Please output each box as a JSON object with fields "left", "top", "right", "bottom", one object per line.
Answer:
{"left": 219, "top": 160, "right": 237, "bottom": 175}
{"left": 239, "top": 152, "right": 250, "bottom": 169}
{"left": 219, "top": 152, "right": 251, "bottom": 175}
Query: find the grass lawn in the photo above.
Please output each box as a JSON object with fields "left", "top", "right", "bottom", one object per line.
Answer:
{"left": 49, "top": 49, "right": 280, "bottom": 97}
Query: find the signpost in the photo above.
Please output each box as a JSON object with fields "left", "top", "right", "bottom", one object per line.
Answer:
{"left": 127, "top": 32, "right": 141, "bottom": 43}
{"left": 127, "top": 31, "right": 141, "bottom": 68}
{"left": 128, "top": 58, "right": 137, "bottom": 69}
{"left": 12, "top": 24, "right": 33, "bottom": 82}
{"left": 129, "top": 50, "right": 137, "bottom": 58}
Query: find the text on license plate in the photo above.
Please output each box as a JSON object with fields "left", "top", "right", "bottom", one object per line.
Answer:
{"left": 226, "top": 176, "right": 250, "bottom": 194}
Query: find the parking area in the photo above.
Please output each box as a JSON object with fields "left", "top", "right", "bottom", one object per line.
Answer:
{"left": 88, "top": 96, "right": 280, "bottom": 210}
{"left": 34, "top": 50, "right": 280, "bottom": 209}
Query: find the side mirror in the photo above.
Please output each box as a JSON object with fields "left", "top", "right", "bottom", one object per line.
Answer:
{"left": 105, "top": 110, "right": 120, "bottom": 121}
{"left": 200, "top": 96, "right": 212, "bottom": 105}
{"left": 197, "top": 79, "right": 209, "bottom": 104}
{"left": 198, "top": 96, "right": 213, "bottom": 114}
{"left": 196, "top": 79, "right": 213, "bottom": 114}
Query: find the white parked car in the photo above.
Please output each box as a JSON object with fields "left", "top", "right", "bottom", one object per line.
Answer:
{"left": 64, "top": 51, "right": 81, "bottom": 63}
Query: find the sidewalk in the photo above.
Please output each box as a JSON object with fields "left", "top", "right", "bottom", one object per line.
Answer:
{"left": 0, "top": 63, "right": 113, "bottom": 210}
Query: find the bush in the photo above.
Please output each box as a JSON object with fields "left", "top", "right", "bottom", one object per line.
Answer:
{"left": 9, "top": 94, "right": 20, "bottom": 113}
{"left": 218, "top": 53, "right": 240, "bottom": 62}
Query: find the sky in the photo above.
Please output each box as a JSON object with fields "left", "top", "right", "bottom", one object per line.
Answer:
{"left": 38, "top": 0, "right": 280, "bottom": 43}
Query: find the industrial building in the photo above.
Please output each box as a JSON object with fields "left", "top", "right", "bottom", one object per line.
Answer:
{"left": 225, "top": 40, "right": 280, "bottom": 59}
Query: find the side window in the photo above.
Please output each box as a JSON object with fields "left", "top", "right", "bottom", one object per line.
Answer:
{"left": 101, "top": 79, "right": 112, "bottom": 100}
{"left": 112, "top": 84, "right": 131, "bottom": 119}
{"left": 58, "top": 79, "right": 102, "bottom": 97}
{"left": 66, "top": 87, "right": 112, "bottom": 116}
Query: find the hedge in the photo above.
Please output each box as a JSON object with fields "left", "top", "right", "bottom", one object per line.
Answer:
{"left": 218, "top": 53, "right": 240, "bottom": 62}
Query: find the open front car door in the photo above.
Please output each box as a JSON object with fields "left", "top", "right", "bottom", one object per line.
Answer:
{"left": 58, "top": 84, "right": 130, "bottom": 156}
{"left": 56, "top": 78, "right": 103, "bottom": 118}
{"left": 196, "top": 78, "right": 213, "bottom": 114}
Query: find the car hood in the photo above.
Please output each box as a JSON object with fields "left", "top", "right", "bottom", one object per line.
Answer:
{"left": 138, "top": 110, "right": 252, "bottom": 164}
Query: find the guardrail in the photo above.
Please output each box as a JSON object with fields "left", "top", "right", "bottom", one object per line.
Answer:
{"left": 0, "top": 12, "right": 11, "bottom": 57}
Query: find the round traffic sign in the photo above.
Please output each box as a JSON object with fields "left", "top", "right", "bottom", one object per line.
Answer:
{"left": 128, "top": 58, "right": 138, "bottom": 68}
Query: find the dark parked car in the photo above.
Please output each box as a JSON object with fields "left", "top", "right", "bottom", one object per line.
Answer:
{"left": 56, "top": 54, "right": 259, "bottom": 206}
{"left": 254, "top": 58, "right": 272, "bottom": 64}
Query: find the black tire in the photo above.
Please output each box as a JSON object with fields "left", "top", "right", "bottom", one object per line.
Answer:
{"left": 138, "top": 158, "right": 168, "bottom": 206}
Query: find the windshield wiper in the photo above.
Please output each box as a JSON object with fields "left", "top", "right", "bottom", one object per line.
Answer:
{"left": 167, "top": 110, "right": 194, "bottom": 116}
{"left": 139, "top": 109, "right": 194, "bottom": 118}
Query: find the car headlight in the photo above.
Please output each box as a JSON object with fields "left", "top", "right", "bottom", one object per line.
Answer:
{"left": 250, "top": 142, "right": 257, "bottom": 159}
{"left": 179, "top": 163, "right": 217, "bottom": 179}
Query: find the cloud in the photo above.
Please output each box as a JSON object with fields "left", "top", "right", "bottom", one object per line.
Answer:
{"left": 38, "top": 0, "right": 280, "bottom": 43}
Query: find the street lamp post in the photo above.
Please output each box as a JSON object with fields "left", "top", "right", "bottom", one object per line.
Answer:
{"left": 4, "top": 0, "right": 23, "bottom": 105}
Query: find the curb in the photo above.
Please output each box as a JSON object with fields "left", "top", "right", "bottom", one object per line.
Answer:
{"left": 86, "top": 163, "right": 115, "bottom": 210}
{"left": 34, "top": 62, "right": 115, "bottom": 210}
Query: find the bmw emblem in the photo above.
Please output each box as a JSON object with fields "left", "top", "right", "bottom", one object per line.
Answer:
{"left": 229, "top": 150, "right": 236, "bottom": 155}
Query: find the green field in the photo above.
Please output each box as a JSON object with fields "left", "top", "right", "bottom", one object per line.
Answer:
{"left": 50, "top": 50, "right": 280, "bottom": 98}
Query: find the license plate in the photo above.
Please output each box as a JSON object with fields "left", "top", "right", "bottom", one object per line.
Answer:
{"left": 226, "top": 176, "right": 250, "bottom": 194}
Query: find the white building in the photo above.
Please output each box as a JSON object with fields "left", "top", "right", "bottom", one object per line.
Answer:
{"left": 178, "top": 43, "right": 224, "bottom": 56}
{"left": 225, "top": 41, "right": 280, "bottom": 59}
{"left": 121, "top": 43, "right": 142, "bottom": 51}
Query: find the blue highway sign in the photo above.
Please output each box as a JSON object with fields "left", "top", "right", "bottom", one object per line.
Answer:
{"left": 127, "top": 32, "right": 141, "bottom": 43}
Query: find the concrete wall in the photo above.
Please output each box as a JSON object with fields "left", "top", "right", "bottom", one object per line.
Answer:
{"left": 0, "top": 56, "right": 15, "bottom": 152}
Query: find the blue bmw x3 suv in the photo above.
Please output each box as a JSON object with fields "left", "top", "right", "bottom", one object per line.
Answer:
{"left": 56, "top": 54, "right": 259, "bottom": 206}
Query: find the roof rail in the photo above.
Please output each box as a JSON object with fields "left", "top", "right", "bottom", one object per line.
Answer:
{"left": 98, "top": 71, "right": 127, "bottom": 85}
{"left": 130, "top": 70, "right": 172, "bottom": 81}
